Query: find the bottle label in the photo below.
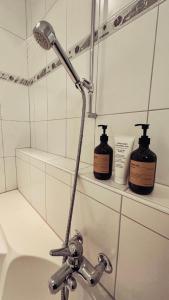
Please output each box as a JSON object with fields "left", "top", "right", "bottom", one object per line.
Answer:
{"left": 129, "top": 160, "right": 156, "bottom": 187}
{"left": 94, "top": 154, "right": 110, "bottom": 174}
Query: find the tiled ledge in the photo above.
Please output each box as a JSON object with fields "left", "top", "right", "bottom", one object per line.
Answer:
{"left": 16, "top": 148, "right": 169, "bottom": 216}
{"left": 79, "top": 170, "right": 169, "bottom": 215}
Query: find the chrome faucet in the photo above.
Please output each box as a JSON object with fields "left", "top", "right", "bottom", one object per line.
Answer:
{"left": 49, "top": 233, "right": 113, "bottom": 295}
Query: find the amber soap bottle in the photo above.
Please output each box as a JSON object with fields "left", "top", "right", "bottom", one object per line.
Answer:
{"left": 129, "top": 124, "right": 157, "bottom": 195}
{"left": 94, "top": 125, "right": 113, "bottom": 180}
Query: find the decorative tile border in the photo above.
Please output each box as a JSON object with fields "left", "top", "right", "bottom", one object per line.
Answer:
{"left": 0, "top": 0, "right": 165, "bottom": 87}
{"left": 98, "top": 0, "right": 165, "bottom": 43}
{"left": 0, "top": 71, "right": 29, "bottom": 86}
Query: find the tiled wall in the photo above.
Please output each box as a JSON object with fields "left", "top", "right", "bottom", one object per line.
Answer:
{"left": 0, "top": 0, "right": 30, "bottom": 193}
{"left": 26, "top": 0, "right": 169, "bottom": 187}
{"left": 16, "top": 148, "right": 169, "bottom": 300}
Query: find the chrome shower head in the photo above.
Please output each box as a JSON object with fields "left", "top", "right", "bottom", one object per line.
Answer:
{"left": 33, "top": 20, "right": 55, "bottom": 50}
{"left": 33, "top": 20, "right": 80, "bottom": 86}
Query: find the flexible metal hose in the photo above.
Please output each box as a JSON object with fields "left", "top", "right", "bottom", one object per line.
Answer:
{"left": 61, "top": 84, "right": 86, "bottom": 300}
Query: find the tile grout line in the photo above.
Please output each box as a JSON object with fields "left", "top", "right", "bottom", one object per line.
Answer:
{"left": 76, "top": 189, "right": 121, "bottom": 214}
{"left": 113, "top": 197, "right": 123, "bottom": 298}
{"left": 122, "top": 214, "right": 169, "bottom": 241}
{"left": 44, "top": 163, "right": 47, "bottom": 221}
{"left": 25, "top": 0, "right": 28, "bottom": 41}
{"left": 13, "top": 155, "right": 18, "bottom": 190}
{"left": 0, "top": 24, "right": 26, "bottom": 41}
{"left": 122, "top": 193, "right": 169, "bottom": 216}
{"left": 25, "top": 0, "right": 32, "bottom": 150}
{"left": 23, "top": 105, "right": 169, "bottom": 123}
{"left": 0, "top": 110, "right": 7, "bottom": 191}
{"left": 147, "top": 5, "right": 160, "bottom": 123}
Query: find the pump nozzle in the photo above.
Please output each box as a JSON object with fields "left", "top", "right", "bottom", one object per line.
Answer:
{"left": 135, "top": 124, "right": 150, "bottom": 146}
{"left": 98, "top": 125, "right": 108, "bottom": 143}
{"left": 98, "top": 125, "right": 107, "bottom": 135}
{"left": 135, "top": 124, "right": 149, "bottom": 136}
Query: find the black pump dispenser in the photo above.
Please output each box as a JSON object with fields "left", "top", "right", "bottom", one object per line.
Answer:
{"left": 135, "top": 124, "right": 150, "bottom": 146}
{"left": 98, "top": 125, "right": 108, "bottom": 143}
{"left": 93, "top": 125, "right": 113, "bottom": 180}
{"left": 129, "top": 123, "right": 157, "bottom": 195}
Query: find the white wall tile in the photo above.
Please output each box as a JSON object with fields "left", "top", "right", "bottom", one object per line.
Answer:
{"left": 95, "top": 111, "right": 147, "bottom": 151}
{"left": 30, "top": 156, "right": 45, "bottom": 172}
{"left": 31, "top": 121, "right": 47, "bottom": 151}
{"left": 100, "top": 0, "right": 134, "bottom": 24}
{"left": 116, "top": 217, "right": 169, "bottom": 300}
{"left": 69, "top": 277, "right": 111, "bottom": 300}
{"left": 0, "top": 158, "right": 5, "bottom": 193}
{"left": 2, "top": 121, "right": 30, "bottom": 157}
{"left": 148, "top": 109, "right": 169, "bottom": 186}
{"left": 0, "top": 28, "right": 27, "bottom": 77}
{"left": 76, "top": 177, "right": 122, "bottom": 212}
{"left": 4, "top": 157, "right": 17, "bottom": 191}
{"left": 30, "top": 0, "right": 46, "bottom": 30}
{"left": 0, "top": 122, "right": 4, "bottom": 158}
{"left": 67, "top": 0, "right": 100, "bottom": 49}
{"left": 122, "top": 196, "right": 169, "bottom": 239}
{"left": 47, "top": 68, "right": 67, "bottom": 120}
{"left": 0, "top": 81, "right": 29, "bottom": 121}
{"left": 0, "top": 0, "right": 26, "bottom": 38}
{"left": 29, "top": 78, "right": 47, "bottom": 121}
{"left": 46, "top": 0, "right": 66, "bottom": 63}
{"left": 26, "top": 0, "right": 32, "bottom": 38}
{"left": 150, "top": 0, "right": 169, "bottom": 109}
{"left": 48, "top": 119, "right": 66, "bottom": 156}
{"left": 16, "top": 157, "right": 31, "bottom": 200}
{"left": 67, "top": 117, "right": 95, "bottom": 164}
{"left": 46, "top": 0, "right": 56, "bottom": 12}
{"left": 30, "top": 164, "right": 46, "bottom": 218}
{"left": 46, "top": 163, "right": 72, "bottom": 186}
{"left": 27, "top": 35, "right": 47, "bottom": 77}
{"left": 30, "top": 122, "right": 36, "bottom": 148}
{"left": 71, "top": 191, "right": 120, "bottom": 296}
{"left": 97, "top": 9, "right": 157, "bottom": 115}
{"left": 46, "top": 174, "right": 70, "bottom": 239}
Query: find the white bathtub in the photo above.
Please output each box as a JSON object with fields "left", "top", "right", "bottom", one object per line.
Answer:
{"left": 0, "top": 190, "right": 112, "bottom": 300}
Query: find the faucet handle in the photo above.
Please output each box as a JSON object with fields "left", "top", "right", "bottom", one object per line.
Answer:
{"left": 49, "top": 247, "right": 71, "bottom": 257}
{"left": 49, "top": 238, "right": 83, "bottom": 258}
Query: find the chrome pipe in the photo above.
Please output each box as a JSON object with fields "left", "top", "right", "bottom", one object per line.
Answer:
{"left": 88, "top": 0, "right": 97, "bottom": 118}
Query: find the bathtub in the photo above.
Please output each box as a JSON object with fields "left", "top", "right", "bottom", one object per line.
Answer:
{"left": 0, "top": 190, "right": 112, "bottom": 300}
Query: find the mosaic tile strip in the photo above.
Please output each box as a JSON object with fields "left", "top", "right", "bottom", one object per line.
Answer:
{"left": 98, "top": 0, "right": 165, "bottom": 43}
{"left": 0, "top": 0, "right": 165, "bottom": 87}
{"left": 28, "top": 0, "right": 165, "bottom": 86}
{"left": 0, "top": 71, "right": 29, "bottom": 86}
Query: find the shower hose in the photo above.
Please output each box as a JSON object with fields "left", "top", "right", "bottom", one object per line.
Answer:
{"left": 61, "top": 84, "right": 87, "bottom": 300}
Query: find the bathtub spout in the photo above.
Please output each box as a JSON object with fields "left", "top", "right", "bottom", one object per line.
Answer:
{"left": 48, "top": 261, "right": 74, "bottom": 294}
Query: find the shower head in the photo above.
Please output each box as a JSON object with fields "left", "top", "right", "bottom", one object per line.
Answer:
{"left": 33, "top": 20, "right": 55, "bottom": 50}
{"left": 33, "top": 20, "right": 81, "bottom": 86}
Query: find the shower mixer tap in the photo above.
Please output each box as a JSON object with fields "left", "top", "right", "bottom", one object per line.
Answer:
{"left": 48, "top": 233, "right": 113, "bottom": 295}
